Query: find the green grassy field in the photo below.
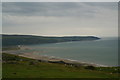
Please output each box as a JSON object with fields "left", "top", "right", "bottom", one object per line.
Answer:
{"left": 2, "top": 53, "right": 120, "bottom": 78}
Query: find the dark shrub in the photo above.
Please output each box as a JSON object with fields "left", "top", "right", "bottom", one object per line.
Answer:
{"left": 85, "top": 66, "right": 95, "bottom": 70}
{"left": 29, "top": 61, "right": 36, "bottom": 65}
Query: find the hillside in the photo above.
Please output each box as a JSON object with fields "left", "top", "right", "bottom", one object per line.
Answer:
{"left": 2, "top": 53, "right": 119, "bottom": 78}
{"left": 2, "top": 34, "right": 100, "bottom": 46}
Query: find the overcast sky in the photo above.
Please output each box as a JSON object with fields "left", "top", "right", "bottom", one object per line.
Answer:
{"left": 2, "top": 0, "right": 119, "bottom": 2}
{"left": 2, "top": 2, "right": 118, "bottom": 37}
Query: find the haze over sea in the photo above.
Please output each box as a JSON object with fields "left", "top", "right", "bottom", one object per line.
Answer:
{"left": 14, "top": 37, "right": 118, "bottom": 67}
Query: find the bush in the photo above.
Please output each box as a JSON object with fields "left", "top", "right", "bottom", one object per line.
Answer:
{"left": 85, "top": 66, "right": 95, "bottom": 70}
{"left": 29, "top": 61, "right": 36, "bottom": 65}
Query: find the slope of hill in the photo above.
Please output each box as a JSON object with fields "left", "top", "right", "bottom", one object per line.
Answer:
{"left": 2, "top": 53, "right": 119, "bottom": 78}
{"left": 2, "top": 34, "right": 100, "bottom": 46}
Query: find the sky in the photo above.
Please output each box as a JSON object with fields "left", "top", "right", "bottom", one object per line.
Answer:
{"left": 2, "top": 2, "right": 118, "bottom": 37}
{"left": 2, "top": 0, "right": 119, "bottom": 2}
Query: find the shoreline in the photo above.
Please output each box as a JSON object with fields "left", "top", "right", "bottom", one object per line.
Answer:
{"left": 2, "top": 46, "right": 110, "bottom": 67}
{"left": 7, "top": 52, "right": 108, "bottom": 67}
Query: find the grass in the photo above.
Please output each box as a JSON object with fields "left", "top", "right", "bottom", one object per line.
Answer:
{"left": 2, "top": 53, "right": 120, "bottom": 78}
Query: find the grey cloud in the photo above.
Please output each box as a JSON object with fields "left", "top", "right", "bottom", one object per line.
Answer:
{"left": 85, "top": 2, "right": 118, "bottom": 9}
{"left": 2, "top": 2, "right": 117, "bottom": 17}
{"left": 2, "top": 2, "right": 118, "bottom": 37}
{"left": 2, "top": 0, "right": 120, "bottom": 2}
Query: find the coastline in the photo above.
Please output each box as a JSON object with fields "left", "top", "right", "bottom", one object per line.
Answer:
{"left": 4, "top": 51, "right": 108, "bottom": 67}
{"left": 2, "top": 46, "right": 109, "bottom": 67}
{"left": 20, "top": 53, "right": 108, "bottom": 67}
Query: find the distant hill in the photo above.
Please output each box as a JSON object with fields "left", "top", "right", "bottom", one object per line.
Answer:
{"left": 2, "top": 34, "right": 100, "bottom": 46}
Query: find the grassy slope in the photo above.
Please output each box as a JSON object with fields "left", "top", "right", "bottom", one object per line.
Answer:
{"left": 2, "top": 53, "right": 119, "bottom": 78}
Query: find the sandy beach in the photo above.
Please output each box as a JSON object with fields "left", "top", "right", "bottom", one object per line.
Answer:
{"left": 2, "top": 46, "right": 108, "bottom": 67}
{"left": 11, "top": 52, "right": 106, "bottom": 67}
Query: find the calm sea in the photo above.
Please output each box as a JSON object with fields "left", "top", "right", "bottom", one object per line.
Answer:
{"left": 14, "top": 37, "right": 119, "bottom": 67}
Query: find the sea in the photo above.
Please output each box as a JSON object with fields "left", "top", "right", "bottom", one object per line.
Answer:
{"left": 8, "top": 37, "right": 119, "bottom": 67}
